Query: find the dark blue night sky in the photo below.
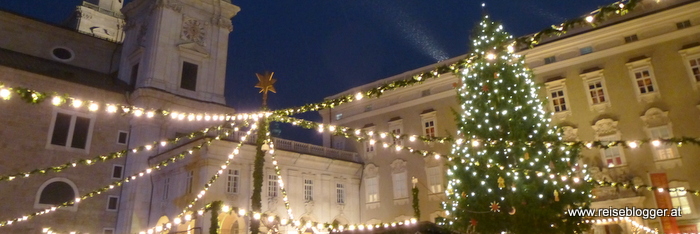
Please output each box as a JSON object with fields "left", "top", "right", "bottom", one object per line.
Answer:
{"left": 1, "top": 0, "right": 613, "bottom": 144}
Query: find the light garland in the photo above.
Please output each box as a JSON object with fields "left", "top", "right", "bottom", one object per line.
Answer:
{"left": 140, "top": 123, "right": 258, "bottom": 234}
{"left": 0, "top": 121, "right": 255, "bottom": 182}
{"left": 584, "top": 217, "right": 657, "bottom": 234}
{"left": 0, "top": 133, "right": 224, "bottom": 227}
{"left": 265, "top": 137, "right": 296, "bottom": 227}
{"left": 0, "top": 83, "right": 271, "bottom": 122}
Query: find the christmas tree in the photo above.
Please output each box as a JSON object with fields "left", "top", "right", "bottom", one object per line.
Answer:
{"left": 441, "top": 16, "right": 592, "bottom": 233}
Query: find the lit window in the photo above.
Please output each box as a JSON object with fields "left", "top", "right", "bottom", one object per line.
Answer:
{"left": 626, "top": 58, "right": 659, "bottom": 102}
{"left": 600, "top": 136, "right": 625, "bottom": 167}
{"left": 624, "top": 35, "right": 638, "bottom": 43}
{"left": 688, "top": 58, "right": 700, "bottom": 82}
{"left": 366, "top": 177, "right": 378, "bottom": 203}
{"left": 49, "top": 111, "right": 94, "bottom": 151}
{"left": 544, "top": 56, "right": 556, "bottom": 64}
{"left": 304, "top": 179, "right": 313, "bottom": 202}
{"left": 550, "top": 89, "right": 568, "bottom": 112}
{"left": 268, "top": 174, "right": 278, "bottom": 198}
{"left": 392, "top": 172, "right": 408, "bottom": 199}
{"left": 421, "top": 111, "right": 437, "bottom": 138}
{"left": 634, "top": 69, "right": 656, "bottom": 94}
{"left": 427, "top": 167, "right": 443, "bottom": 194}
{"left": 336, "top": 183, "right": 345, "bottom": 204}
{"left": 227, "top": 169, "right": 239, "bottom": 194}
{"left": 676, "top": 20, "right": 691, "bottom": 30}
{"left": 587, "top": 81, "right": 607, "bottom": 104}
{"left": 670, "top": 184, "right": 692, "bottom": 214}
{"left": 363, "top": 126, "right": 376, "bottom": 158}
{"left": 649, "top": 126, "right": 677, "bottom": 160}
{"left": 580, "top": 46, "right": 593, "bottom": 55}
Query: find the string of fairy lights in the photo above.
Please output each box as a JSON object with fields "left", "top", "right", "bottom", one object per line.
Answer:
{"left": 141, "top": 123, "right": 258, "bottom": 234}
{"left": 0, "top": 0, "right": 691, "bottom": 231}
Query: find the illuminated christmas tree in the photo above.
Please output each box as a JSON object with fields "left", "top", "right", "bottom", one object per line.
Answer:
{"left": 441, "top": 16, "right": 592, "bottom": 233}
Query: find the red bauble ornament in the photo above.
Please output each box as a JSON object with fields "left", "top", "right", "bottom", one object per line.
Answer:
{"left": 482, "top": 84, "right": 490, "bottom": 92}
{"left": 470, "top": 218, "right": 478, "bottom": 226}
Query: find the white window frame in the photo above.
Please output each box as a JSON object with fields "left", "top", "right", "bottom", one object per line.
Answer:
{"left": 679, "top": 44, "right": 700, "bottom": 90}
{"left": 580, "top": 69, "right": 611, "bottom": 112}
{"left": 336, "top": 183, "right": 345, "bottom": 204}
{"left": 103, "top": 228, "right": 115, "bottom": 234}
{"left": 669, "top": 181, "right": 693, "bottom": 215}
{"left": 268, "top": 174, "right": 278, "bottom": 198}
{"left": 392, "top": 172, "right": 408, "bottom": 199}
{"left": 599, "top": 134, "right": 626, "bottom": 167}
{"left": 421, "top": 111, "right": 437, "bottom": 138}
{"left": 46, "top": 108, "right": 96, "bottom": 153}
{"left": 304, "top": 179, "right": 314, "bottom": 202}
{"left": 106, "top": 196, "right": 119, "bottom": 211}
{"left": 426, "top": 166, "right": 443, "bottom": 194}
{"left": 646, "top": 125, "right": 680, "bottom": 161}
{"left": 227, "top": 169, "right": 239, "bottom": 194}
{"left": 626, "top": 58, "right": 660, "bottom": 102}
{"left": 117, "top": 130, "right": 129, "bottom": 145}
{"left": 388, "top": 119, "right": 403, "bottom": 147}
{"left": 111, "top": 165, "right": 124, "bottom": 179}
{"left": 545, "top": 79, "right": 571, "bottom": 120}
{"left": 366, "top": 177, "right": 379, "bottom": 203}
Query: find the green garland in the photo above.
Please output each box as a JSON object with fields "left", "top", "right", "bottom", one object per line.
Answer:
{"left": 210, "top": 201, "right": 222, "bottom": 234}
{"left": 250, "top": 117, "right": 269, "bottom": 234}
{"left": 412, "top": 186, "right": 420, "bottom": 220}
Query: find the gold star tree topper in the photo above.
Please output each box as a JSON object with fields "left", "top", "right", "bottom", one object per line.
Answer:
{"left": 255, "top": 71, "right": 277, "bottom": 107}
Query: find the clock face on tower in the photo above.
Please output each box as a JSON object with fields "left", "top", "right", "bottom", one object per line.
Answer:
{"left": 181, "top": 19, "right": 205, "bottom": 45}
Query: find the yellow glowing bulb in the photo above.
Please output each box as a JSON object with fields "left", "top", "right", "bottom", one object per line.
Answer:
{"left": 72, "top": 99, "right": 83, "bottom": 108}
{"left": 51, "top": 96, "right": 62, "bottom": 106}
{"left": 0, "top": 88, "right": 10, "bottom": 99}
{"left": 651, "top": 140, "right": 661, "bottom": 147}
{"left": 585, "top": 15, "right": 594, "bottom": 23}
{"left": 485, "top": 53, "right": 496, "bottom": 60}
{"left": 107, "top": 105, "right": 118, "bottom": 113}
{"left": 355, "top": 92, "right": 363, "bottom": 100}
{"left": 88, "top": 103, "right": 99, "bottom": 111}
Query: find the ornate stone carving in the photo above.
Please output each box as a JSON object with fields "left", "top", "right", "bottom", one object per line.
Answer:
{"left": 592, "top": 118, "right": 618, "bottom": 136}
{"left": 267, "top": 197, "right": 278, "bottom": 212}
{"left": 212, "top": 17, "right": 234, "bottom": 32}
{"left": 364, "top": 164, "right": 378, "bottom": 178}
{"left": 156, "top": 0, "right": 182, "bottom": 13}
{"left": 181, "top": 18, "right": 206, "bottom": 45}
{"left": 390, "top": 159, "right": 407, "bottom": 174}
{"left": 640, "top": 107, "right": 669, "bottom": 127}
{"left": 561, "top": 126, "right": 578, "bottom": 141}
{"left": 304, "top": 200, "right": 314, "bottom": 213}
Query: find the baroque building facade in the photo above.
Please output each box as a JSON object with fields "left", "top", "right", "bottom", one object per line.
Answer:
{"left": 0, "top": 0, "right": 361, "bottom": 233}
{"left": 321, "top": 0, "right": 700, "bottom": 233}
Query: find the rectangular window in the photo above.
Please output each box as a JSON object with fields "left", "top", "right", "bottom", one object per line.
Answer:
{"left": 421, "top": 89, "right": 431, "bottom": 97}
{"left": 103, "top": 228, "right": 115, "bottom": 234}
{"left": 677, "top": 20, "right": 691, "bottom": 29}
{"left": 364, "top": 105, "right": 373, "bottom": 112}
{"left": 49, "top": 112, "right": 93, "bottom": 150}
{"left": 162, "top": 177, "right": 170, "bottom": 200}
{"left": 550, "top": 89, "right": 568, "bottom": 112}
{"left": 180, "top": 61, "right": 198, "bottom": 91}
{"left": 336, "top": 183, "right": 345, "bottom": 204}
{"left": 392, "top": 172, "right": 408, "bottom": 199}
{"left": 689, "top": 58, "right": 700, "bottom": 82}
{"left": 185, "top": 171, "right": 194, "bottom": 194}
{"left": 389, "top": 120, "right": 403, "bottom": 146}
{"left": 268, "top": 174, "right": 278, "bottom": 198}
{"left": 624, "top": 35, "right": 638, "bottom": 43}
{"left": 587, "top": 80, "right": 607, "bottom": 104}
{"left": 227, "top": 169, "right": 239, "bottom": 194}
{"left": 335, "top": 113, "right": 343, "bottom": 120}
{"left": 366, "top": 177, "right": 378, "bottom": 203}
{"left": 130, "top": 63, "right": 139, "bottom": 87}
{"left": 423, "top": 119, "right": 436, "bottom": 137}
{"left": 580, "top": 46, "right": 593, "bottom": 55}
{"left": 112, "top": 165, "right": 124, "bottom": 179}
{"left": 544, "top": 56, "right": 556, "bottom": 64}
{"left": 670, "top": 187, "right": 692, "bottom": 214}
{"left": 634, "top": 69, "right": 656, "bottom": 94}
{"left": 650, "top": 126, "right": 677, "bottom": 160}
{"left": 427, "top": 167, "right": 443, "bottom": 194}
{"left": 600, "top": 136, "right": 624, "bottom": 167}
{"left": 117, "top": 131, "right": 129, "bottom": 145}
{"left": 107, "top": 196, "right": 119, "bottom": 211}
{"left": 304, "top": 179, "right": 314, "bottom": 202}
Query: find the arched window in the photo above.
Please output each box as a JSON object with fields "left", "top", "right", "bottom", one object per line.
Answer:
{"left": 34, "top": 178, "right": 79, "bottom": 211}
{"left": 231, "top": 220, "right": 239, "bottom": 234}
{"left": 39, "top": 182, "right": 75, "bottom": 205}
